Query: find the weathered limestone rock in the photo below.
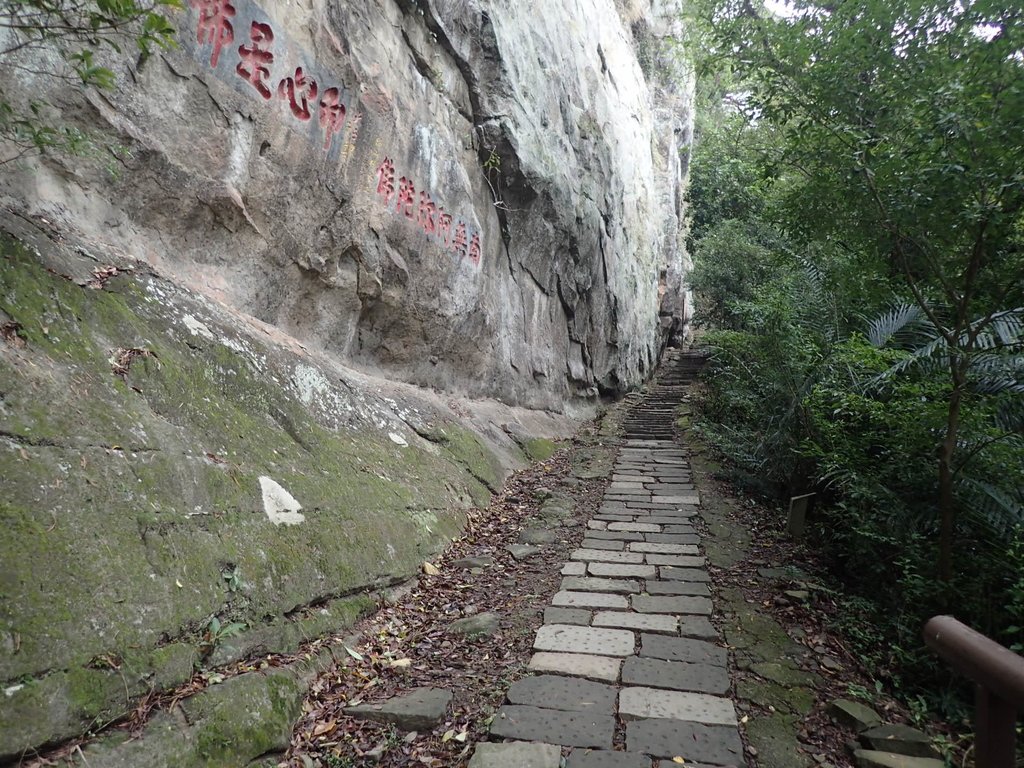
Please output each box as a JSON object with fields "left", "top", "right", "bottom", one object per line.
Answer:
{"left": 345, "top": 688, "right": 453, "bottom": 731}
{"left": 860, "top": 724, "right": 938, "bottom": 758}
{"left": 854, "top": 750, "right": 944, "bottom": 768}
{"left": 449, "top": 612, "right": 500, "bottom": 637}
{"left": 829, "top": 699, "right": 883, "bottom": 732}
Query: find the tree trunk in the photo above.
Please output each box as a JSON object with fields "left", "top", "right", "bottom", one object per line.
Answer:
{"left": 937, "top": 378, "right": 963, "bottom": 584}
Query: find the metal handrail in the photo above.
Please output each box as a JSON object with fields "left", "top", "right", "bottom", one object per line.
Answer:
{"left": 923, "top": 615, "right": 1024, "bottom": 768}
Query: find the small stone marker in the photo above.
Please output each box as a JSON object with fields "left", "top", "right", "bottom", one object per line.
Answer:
{"left": 534, "top": 624, "right": 635, "bottom": 656}
{"left": 528, "top": 652, "right": 622, "bottom": 682}
{"left": 451, "top": 555, "right": 495, "bottom": 569}
{"left": 519, "top": 528, "right": 557, "bottom": 545}
{"left": 619, "top": 686, "right": 737, "bottom": 725}
{"left": 788, "top": 492, "right": 815, "bottom": 537}
{"left": 468, "top": 741, "right": 562, "bottom": 768}
{"left": 345, "top": 687, "right": 452, "bottom": 731}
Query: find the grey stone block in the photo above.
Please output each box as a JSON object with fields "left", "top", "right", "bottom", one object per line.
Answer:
{"left": 468, "top": 741, "right": 562, "bottom": 768}
{"left": 544, "top": 607, "right": 592, "bottom": 626}
{"left": 507, "top": 674, "right": 616, "bottom": 714}
{"left": 640, "top": 634, "right": 727, "bottom": 665}
{"left": 491, "top": 705, "right": 614, "bottom": 749}
{"left": 632, "top": 595, "right": 712, "bottom": 615}
{"left": 622, "top": 656, "right": 729, "bottom": 694}
{"left": 627, "top": 719, "right": 744, "bottom": 764}
{"left": 619, "top": 687, "right": 736, "bottom": 725}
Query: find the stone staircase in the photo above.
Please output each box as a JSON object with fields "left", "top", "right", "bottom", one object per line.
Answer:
{"left": 470, "top": 347, "right": 741, "bottom": 768}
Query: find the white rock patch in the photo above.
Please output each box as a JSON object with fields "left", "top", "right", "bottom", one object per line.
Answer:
{"left": 258, "top": 476, "right": 305, "bottom": 525}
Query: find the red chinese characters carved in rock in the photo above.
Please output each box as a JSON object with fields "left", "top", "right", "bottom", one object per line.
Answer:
{"left": 236, "top": 21, "right": 275, "bottom": 100}
{"left": 375, "top": 157, "right": 396, "bottom": 205}
{"left": 436, "top": 211, "right": 453, "bottom": 247}
{"left": 395, "top": 177, "right": 416, "bottom": 219}
{"left": 319, "top": 88, "right": 346, "bottom": 151}
{"left": 450, "top": 222, "right": 468, "bottom": 258}
{"left": 191, "top": 0, "right": 235, "bottom": 68}
{"left": 278, "top": 67, "right": 317, "bottom": 120}
{"left": 467, "top": 231, "right": 481, "bottom": 265}
{"left": 417, "top": 191, "right": 436, "bottom": 234}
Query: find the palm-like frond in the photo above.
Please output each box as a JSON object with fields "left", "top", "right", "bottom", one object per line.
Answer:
{"left": 867, "top": 302, "right": 925, "bottom": 348}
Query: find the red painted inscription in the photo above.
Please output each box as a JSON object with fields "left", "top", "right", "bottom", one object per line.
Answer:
{"left": 236, "top": 21, "right": 275, "bottom": 99}
{"left": 192, "top": 0, "right": 235, "bottom": 68}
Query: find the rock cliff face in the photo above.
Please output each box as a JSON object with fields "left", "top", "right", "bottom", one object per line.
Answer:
{"left": 0, "top": 0, "right": 693, "bottom": 756}
{"left": 1, "top": 0, "right": 692, "bottom": 408}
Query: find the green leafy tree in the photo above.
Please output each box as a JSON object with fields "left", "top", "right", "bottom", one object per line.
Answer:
{"left": 694, "top": 0, "right": 1024, "bottom": 582}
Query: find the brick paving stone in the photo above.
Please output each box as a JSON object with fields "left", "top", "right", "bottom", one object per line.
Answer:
{"left": 608, "top": 522, "right": 662, "bottom": 533}
{"left": 659, "top": 566, "right": 710, "bottom": 582}
{"left": 553, "top": 591, "right": 630, "bottom": 609}
{"left": 544, "top": 607, "right": 593, "bottom": 626}
{"left": 661, "top": 525, "right": 698, "bottom": 534}
{"left": 610, "top": 482, "right": 647, "bottom": 490}
{"left": 626, "top": 719, "right": 744, "bottom": 764}
{"left": 651, "top": 495, "right": 700, "bottom": 505}
{"left": 640, "top": 513, "right": 699, "bottom": 522}
{"left": 507, "top": 674, "right": 617, "bottom": 713}
{"left": 620, "top": 687, "right": 736, "bottom": 725}
{"left": 644, "top": 533, "right": 700, "bottom": 545}
{"left": 621, "top": 656, "right": 730, "bottom": 694}
{"left": 587, "top": 562, "right": 657, "bottom": 579}
{"left": 593, "top": 611, "right": 678, "bottom": 634}
{"left": 644, "top": 555, "right": 705, "bottom": 568}
{"left": 640, "top": 634, "right": 727, "bottom": 665}
{"left": 571, "top": 549, "right": 645, "bottom": 564}
{"left": 586, "top": 531, "right": 645, "bottom": 542}
{"left": 633, "top": 595, "right": 713, "bottom": 615}
{"left": 561, "top": 576, "right": 641, "bottom": 594}
{"left": 629, "top": 542, "right": 699, "bottom": 555}
{"left": 596, "top": 513, "right": 635, "bottom": 522}
{"left": 588, "top": 520, "right": 609, "bottom": 530}
{"left": 490, "top": 705, "right": 614, "bottom": 749}
{"left": 566, "top": 750, "right": 653, "bottom": 768}
{"left": 678, "top": 617, "right": 719, "bottom": 640}
{"left": 529, "top": 652, "right": 622, "bottom": 682}
{"left": 562, "top": 562, "right": 587, "bottom": 576}
{"left": 580, "top": 539, "right": 627, "bottom": 551}
{"left": 645, "top": 483, "right": 695, "bottom": 490}
{"left": 534, "top": 624, "right": 636, "bottom": 656}
{"left": 644, "top": 581, "right": 711, "bottom": 596}
{"left": 468, "top": 741, "right": 562, "bottom": 768}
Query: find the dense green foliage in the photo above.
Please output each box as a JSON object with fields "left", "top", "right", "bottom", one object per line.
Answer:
{"left": 0, "top": 0, "right": 178, "bottom": 162}
{"left": 684, "top": 0, "right": 1024, "bottom": 710}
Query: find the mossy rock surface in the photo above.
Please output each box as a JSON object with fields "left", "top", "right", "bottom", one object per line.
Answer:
{"left": 0, "top": 234, "right": 525, "bottom": 757}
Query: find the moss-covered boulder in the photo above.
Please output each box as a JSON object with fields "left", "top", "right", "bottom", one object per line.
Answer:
{"left": 0, "top": 231, "right": 552, "bottom": 757}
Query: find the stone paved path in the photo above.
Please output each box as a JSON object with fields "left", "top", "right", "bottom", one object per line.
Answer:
{"left": 470, "top": 350, "right": 745, "bottom": 768}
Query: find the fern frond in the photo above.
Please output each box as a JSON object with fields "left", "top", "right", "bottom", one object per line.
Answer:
{"left": 867, "top": 302, "right": 925, "bottom": 348}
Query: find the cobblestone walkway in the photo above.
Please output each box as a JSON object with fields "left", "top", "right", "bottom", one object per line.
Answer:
{"left": 470, "top": 350, "right": 743, "bottom": 768}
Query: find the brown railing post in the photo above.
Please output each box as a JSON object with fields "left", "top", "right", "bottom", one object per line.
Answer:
{"left": 975, "top": 684, "right": 1017, "bottom": 768}
{"left": 923, "top": 615, "right": 1024, "bottom": 768}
